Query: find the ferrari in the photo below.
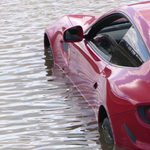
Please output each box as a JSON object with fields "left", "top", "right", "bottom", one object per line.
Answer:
{"left": 44, "top": 1, "right": 150, "bottom": 149}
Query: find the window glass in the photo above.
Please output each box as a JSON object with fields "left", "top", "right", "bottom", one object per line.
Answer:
{"left": 121, "top": 26, "right": 149, "bottom": 63}
{"left": 88, "top": 14, "right": 149, "bottom": 67}
{"left": 110, "top": 26, "right": 149, "bottom": 67}
{"left": 92, "top": 34, "right": 117, "bottom": 62}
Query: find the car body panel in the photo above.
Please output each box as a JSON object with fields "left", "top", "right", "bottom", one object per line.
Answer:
{"left": 45, "top": 15, "right": 97, "bottom": 74}
{"left": 68, "top": 40, "right": 108, "bottom": 116}
{"left": 68, "top": 15, "right": 97, "bottom": 31}
{"left": 111, "top": 110, "right": 150, "bottom": 149}
{"left": 44, "top": 1, "right": 150, "bottom": 149}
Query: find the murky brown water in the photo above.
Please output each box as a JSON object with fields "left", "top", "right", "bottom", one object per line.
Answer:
{"left": 0, "top": 0, "right": 145, "bottom": 149}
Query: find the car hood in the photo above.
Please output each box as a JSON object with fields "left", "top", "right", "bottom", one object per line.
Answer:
{"left": 109, "top": 60, "right": 150, "bottom": 106}
{"left": 68, "top": 15, "right": 97, "bottom": 32}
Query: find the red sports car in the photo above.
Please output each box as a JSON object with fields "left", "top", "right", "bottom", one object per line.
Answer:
{"left": 44, "top": 1, "right": 150, "bottom": 149}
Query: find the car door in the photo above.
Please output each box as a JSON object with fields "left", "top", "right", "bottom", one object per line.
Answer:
{"left": 67, "top": 13, "right": 137, "bottom": 115}
{"left": 68, "top": 37, "right": 108, "bottom": 115}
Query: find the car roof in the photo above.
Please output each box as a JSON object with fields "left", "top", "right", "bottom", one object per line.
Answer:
{"left": 128, "top": 1, "right": 150, "bottom": 25}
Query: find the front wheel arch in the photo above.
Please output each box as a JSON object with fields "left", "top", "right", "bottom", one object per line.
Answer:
{"left": 98, "top": 105, "right": 108, "bottom": 125}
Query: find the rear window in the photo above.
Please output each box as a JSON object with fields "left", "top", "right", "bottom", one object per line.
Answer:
{"left": 88, "top": 13, "right": 150, "bottom": 67}
{"left": 110, "top": 26, "right": 149, "bottom": 67}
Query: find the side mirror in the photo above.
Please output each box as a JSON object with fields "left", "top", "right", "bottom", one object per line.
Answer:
{"left": 63, "top": 26, "right": 83, "bottom": 42}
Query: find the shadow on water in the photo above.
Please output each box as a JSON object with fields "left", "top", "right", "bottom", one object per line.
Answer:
{"left": 43, "top": 49, "right": 127, "bottom": 150}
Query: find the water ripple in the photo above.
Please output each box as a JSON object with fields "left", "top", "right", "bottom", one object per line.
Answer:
{"left": 0, "top": 0, "right": 144, "bottom": 149}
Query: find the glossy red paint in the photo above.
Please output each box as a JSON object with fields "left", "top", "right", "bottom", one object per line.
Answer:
{"left": 44, "top": 1, "right": 150, "bottom": 149}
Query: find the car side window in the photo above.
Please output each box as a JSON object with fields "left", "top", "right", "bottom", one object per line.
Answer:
{"left": 87, "top": 14, "right": 149, "bottom": 67}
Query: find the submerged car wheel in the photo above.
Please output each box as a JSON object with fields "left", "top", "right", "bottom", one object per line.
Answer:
{"left": 47, "top": 45, "right": 53, "bottom": 59}
{"left": 101, "top": 117, "right": 114, "bottom": 143}
{"left": 44, "top": 44, "right": 54, "bottom": 68}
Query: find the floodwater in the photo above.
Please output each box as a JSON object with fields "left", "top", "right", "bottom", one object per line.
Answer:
{"left": 0, "top": 0, "right": 145, "bottom": 149}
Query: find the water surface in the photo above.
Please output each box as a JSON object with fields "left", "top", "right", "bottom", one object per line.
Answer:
{"left": 0, "top": 0, "right": 145, "bottom": 149}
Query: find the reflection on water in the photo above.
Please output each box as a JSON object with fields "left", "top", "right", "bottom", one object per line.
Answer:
{"left": 0, "top": 0, "right": 144, "bottom": 149}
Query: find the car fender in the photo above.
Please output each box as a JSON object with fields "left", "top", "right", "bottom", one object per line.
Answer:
{"left": 44, "top": 15, "right": 72, "bottom": 47}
